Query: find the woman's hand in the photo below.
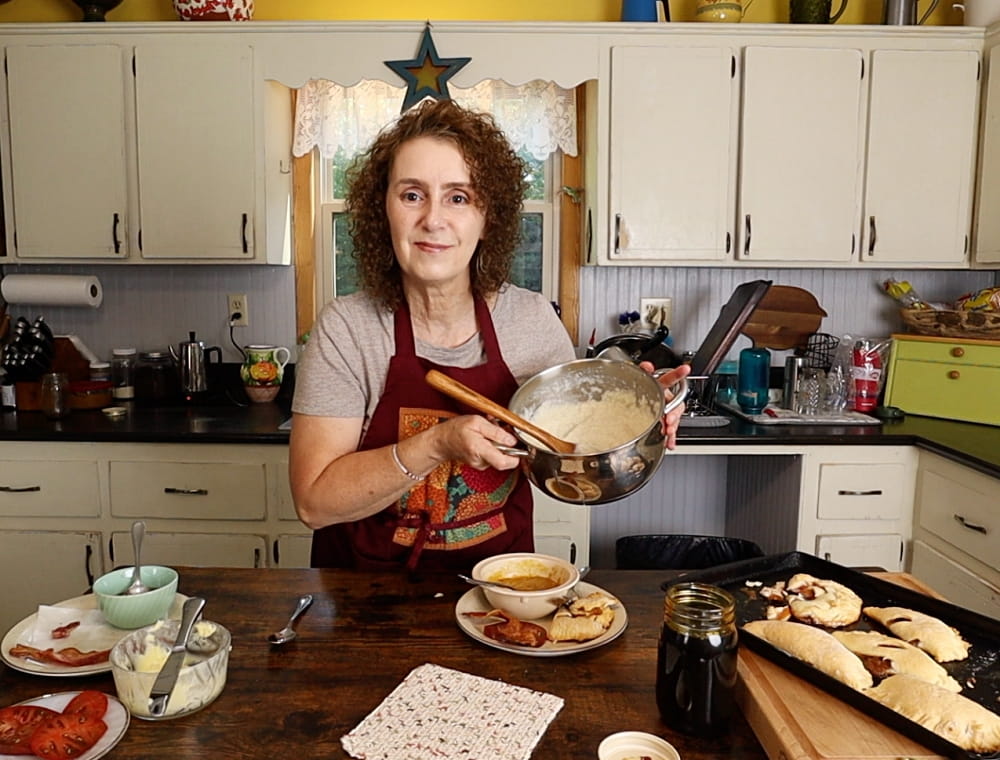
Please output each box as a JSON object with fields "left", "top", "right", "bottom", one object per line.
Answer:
{"left": 638, "top": 362, "right": 691, "bottom": 451}
{"left": 429, "top": 414, "right": 521, "bottom": 471}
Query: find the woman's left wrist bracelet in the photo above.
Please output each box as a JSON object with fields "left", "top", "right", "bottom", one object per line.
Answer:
{"left": 391, "top": 443, "right": 424, "bottom": 481}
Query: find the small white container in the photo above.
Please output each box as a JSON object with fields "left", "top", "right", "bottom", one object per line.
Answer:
{"left": 597, "top": 731, "right": 680, "bottom": 760}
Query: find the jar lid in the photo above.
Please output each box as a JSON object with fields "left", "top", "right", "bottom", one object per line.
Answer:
{"left": 139, "top": 351, "right": 171, "bottom": 361}
{"left": 112, "top": 348, "right": 137, "bottom": 356}
{"left": 90, "top": 361, "right": 111, "bottom": 369}
{"left": 597, "top": 732, "right": 679, "bottom": 760}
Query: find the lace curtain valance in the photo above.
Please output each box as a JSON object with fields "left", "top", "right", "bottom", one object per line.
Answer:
{"left": 292, "top": 78, "right": 577, "bottom": 161}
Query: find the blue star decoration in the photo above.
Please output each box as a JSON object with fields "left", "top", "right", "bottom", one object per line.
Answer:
{"left": 384, "top": 25, "right": 472, "bottom": 113}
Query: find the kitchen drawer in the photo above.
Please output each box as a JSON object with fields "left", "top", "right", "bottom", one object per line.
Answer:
{"left": 110, "top": 530, "right": 267, "bottom": 568}
{"left": 889, "top": 333, "right": 1000, "bottom": 365}
{"left": 911, "top": 540, "right": 1000, "bottom": 620}
{"left": 917, "top": 465, "right": 998, "bottom": 569}
{"left": 885, "top": 358, "right": 1000, "bottom": 426}
{"left": 109, "top": 461, "right": 266, "bottom": 519}
{"left": 816, "top": 533, "right": 904, "bottom": 571}
{"left": 816, "top": 463, "right": 906, "bottom": 520}
{"left": 0, "top": 460, "right": 100, "bottom": 517}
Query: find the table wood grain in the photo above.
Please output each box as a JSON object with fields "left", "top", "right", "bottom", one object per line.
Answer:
{"left": 0, "top": 568, "right": 768, "bottom": 760}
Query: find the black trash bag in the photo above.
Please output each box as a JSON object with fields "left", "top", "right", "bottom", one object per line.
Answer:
{"left": 615, "top": 534, "right": 765, "bottom": 570}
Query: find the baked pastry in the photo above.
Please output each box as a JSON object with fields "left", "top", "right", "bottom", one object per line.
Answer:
{"left": 865, "top": 674, "right": 1000, "bottom": 753}
{"left": 832, "top": 630, "right": 961, "bottom": 692}
{"left": 863, "top": 606, "right": 970, "bottom": 662}
{"left": 548, "top": 591, "right": 617, "bottom": 643}
{"left": 743, "top": 620, "right": 872, "bottom": 690}
{"left": 785, "top": 573, "right": 863, "bottom": 628}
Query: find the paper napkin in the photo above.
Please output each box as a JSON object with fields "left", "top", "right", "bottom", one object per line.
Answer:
{"left": 341, "top": 663, "right": 564, "bottom": 760}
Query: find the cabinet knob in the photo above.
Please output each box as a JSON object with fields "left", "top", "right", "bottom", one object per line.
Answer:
{"left": 951, "top": 347, "right": 965, "bottom": 358}
{"left": 947, "top": 370, "right": 961, "bottom": 380}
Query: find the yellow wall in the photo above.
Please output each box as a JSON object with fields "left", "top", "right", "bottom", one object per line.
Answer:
{"left": 0, "top": 0, "right": 961, "bottom": 25}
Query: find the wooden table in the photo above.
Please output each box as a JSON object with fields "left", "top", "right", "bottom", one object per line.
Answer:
{"left": 0, "top": 568, "right": 768, "bottom": 760}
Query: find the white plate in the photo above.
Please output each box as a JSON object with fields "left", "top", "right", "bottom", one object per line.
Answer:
{"left": 2, "top": 593, "right": 188, "bottom": 677}
{"left": 0, "top": 690, "right": 129, "bottom": 760}
{"left": 455, "top": 581, "right": 627, "bottom": 657}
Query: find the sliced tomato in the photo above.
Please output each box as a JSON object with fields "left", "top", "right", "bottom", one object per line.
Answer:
{"left": 62, "top": 691, "right": 108, "bottom": 721}
{"left": 0, "top": 704, "right": 60, "bottom": 755}
{"left": 29, "top": 712, "right": 108, "bottom": 760}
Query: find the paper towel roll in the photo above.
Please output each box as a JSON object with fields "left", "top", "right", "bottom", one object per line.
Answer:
{"left": 0, "top": 274, "right": 103, "bottom": 308}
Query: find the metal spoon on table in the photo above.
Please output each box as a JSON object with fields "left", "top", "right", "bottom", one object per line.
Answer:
{"left": 123, "top": 520, "right": 151, "bottom": 595}
{"left": 268, "top": 594, "right": 314, "bottom": 645}
{"left": 457, "top": 574, "right": 519, "bottom": 591}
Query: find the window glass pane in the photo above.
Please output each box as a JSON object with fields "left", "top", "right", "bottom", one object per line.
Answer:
{"left": 511, "top": 213, "right": 543, "bottom": 292}
{"left": 521, "top": 151, "right": 545, "bottom": 201}
{"left": 332, "top": 211, "right": 359, "bottom": 297}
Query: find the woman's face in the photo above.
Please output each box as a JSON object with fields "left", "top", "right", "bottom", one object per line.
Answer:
{"left": 386, "top": 136, "right": 485, "bottom": 291}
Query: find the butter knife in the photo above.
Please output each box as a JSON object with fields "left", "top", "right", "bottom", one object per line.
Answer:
{"left": 148, "top": 596, "right": 206, "bottom": 717}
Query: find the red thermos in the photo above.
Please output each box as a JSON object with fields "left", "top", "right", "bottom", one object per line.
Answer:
{"left": 852, "top": 339, "right": 881, "bottom": 413}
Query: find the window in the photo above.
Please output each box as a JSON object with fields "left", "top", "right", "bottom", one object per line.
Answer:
{"left": 293, "top": 79, "right": 576, "bottom": 310}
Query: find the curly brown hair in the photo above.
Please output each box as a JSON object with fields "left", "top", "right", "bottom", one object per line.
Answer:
{"left": 345, "top": 98, "right": 528, "bottom": 312}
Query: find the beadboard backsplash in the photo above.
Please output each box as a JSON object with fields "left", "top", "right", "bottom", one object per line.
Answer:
{"left": 2, "top": 263, "right": 994, "bottom": 366}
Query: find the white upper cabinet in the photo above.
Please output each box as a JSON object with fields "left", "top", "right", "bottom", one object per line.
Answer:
{"left": 5, "top": 44, "right": 130, "bottom": 259}
{"left": 1, "top": 36, "right": 281, "bottom": 264}
{"left": 607, "top": 45, "right": 738, "bottom": 263}
{"left": 737, "top": 46, "right": 865, "bottom": 264}
{"left": 862, "top": 49, "right": 979, "bottom": 266}
{"left": 973, "top": 45, "right": 1000, "bottom": 265}
{"left": 134, "top": 42, "right": 257, "bottom": 261}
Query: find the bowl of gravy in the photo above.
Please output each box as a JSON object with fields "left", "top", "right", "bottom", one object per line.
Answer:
{"left": 470, "top": 552, "right": 580, "bottom": 620}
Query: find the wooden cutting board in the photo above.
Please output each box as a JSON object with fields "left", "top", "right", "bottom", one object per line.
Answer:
{"left": 735, "top": 573, "right": 947, "bottom": 760}
{"left": 741, "top": 285, "right": 828, "bottom": 350}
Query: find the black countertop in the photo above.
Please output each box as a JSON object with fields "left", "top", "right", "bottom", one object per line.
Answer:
{"left": 2, "top": 401, "right": 998, "bottom": 477}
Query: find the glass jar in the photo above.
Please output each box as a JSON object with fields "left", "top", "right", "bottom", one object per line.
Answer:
{"left": 135, "top": 351, "right": 179, "bottom": 404}
{"left": 111, "top": 348, "right": 137, "bottom": 400}
{"left": 40, "top": 372, "right": 70, "bottom": 419}
{"left": 89, "top": 361, "right": 112, "bottom": 383}
{"left": 713, "top": 359, "right": 738, "bottom": 408}
{"left": 737, "top": 346, "right": 771, "bottom": 415}
{"left": 656, "top": 582, "right": 738, "bottom": 736}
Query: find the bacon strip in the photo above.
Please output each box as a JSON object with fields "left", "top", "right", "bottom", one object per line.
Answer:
{"left": 8, "top": 644, "right": 110, "bottom": 667}
{"left": 465, "top": 609, "right": 548, "bottom": 648}
{"left": 50, "top": 621, "right": 81, "bottom": 639}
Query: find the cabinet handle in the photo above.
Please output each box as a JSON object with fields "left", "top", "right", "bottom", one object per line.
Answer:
{"left": 954, "top": 514, "right": 988, "bottom": 534}
{"left": 163, "top": 487, "right": 209, "bottom": 496}
{"left": 726, "top": 231, "right": 731, "bottom": 253}
{"left": 84, "top": 544, "right": 95, "bottom": 588}
{"left": 253, "top": 548, "right": 262, "bottom": 568}
{"left": 743, "top": 214, "right": 751, "bottom": 256}
{"left": 951, "top": 347, "right": 965, "bottom": 358}
{"left": 867, "top": 216, "right": 877, "bottom": 255}
{"left": 0, "top": 485, "right": 41, "bottom": 493}
{"left": 614, "top": 213, "right": 622, "bottom": 256}
{"left": 948, "top": 370, "right": 961, "bottom": 380}
{"left": 241, "top": 213, "right": 249, "bottom": 254}
{"left": 272, "top": 538, "right": 280, "bottom": 565}
{"left": 837, "top": 489, "right": 882, "bottom": 496}
{"left": 112, "top": 213, "right": 121, "bottom": 254}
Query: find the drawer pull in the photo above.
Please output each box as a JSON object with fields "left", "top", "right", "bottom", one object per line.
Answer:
{"left": 953, "top": 514, "right": 988, "bottom": 535}
{"left": 950, "top": 347, "right": 965, "bottom": 358}
{"left": 948, "top": 370, "right": 961, "bottom": 380}
{"left": 837, "top": 489, "right": 883, "bottom": 496}
{"left": 164, "top": 487, "right": 209, "bottom": 496}
{"left": 0, "top": 485, "right": 42, "bottom": 493}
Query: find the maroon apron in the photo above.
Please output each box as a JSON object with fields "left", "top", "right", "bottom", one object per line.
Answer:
{"left": 310, "top": 296, "right": 534, "bottom": 571}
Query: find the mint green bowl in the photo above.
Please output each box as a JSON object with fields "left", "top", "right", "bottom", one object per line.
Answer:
{"left": 93, "top": 566, "right": 179, "bottom": 629}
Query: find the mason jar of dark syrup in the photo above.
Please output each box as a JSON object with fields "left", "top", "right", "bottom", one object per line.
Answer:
{"left": 656, "top": 582, "right": 738, "bottom": 736}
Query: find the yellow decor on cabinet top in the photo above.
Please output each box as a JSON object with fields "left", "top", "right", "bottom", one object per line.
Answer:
{"left": 884, "top": 334, "right": 1000, "bottom": 427}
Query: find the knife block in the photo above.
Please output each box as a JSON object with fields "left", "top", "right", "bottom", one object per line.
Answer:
{"left": 14, "top": 337, "right": 91, "bottom": 411}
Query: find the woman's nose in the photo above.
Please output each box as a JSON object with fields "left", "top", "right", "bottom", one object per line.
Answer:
{"left": 420, "top": 198, "right": 446, "bottom": 229}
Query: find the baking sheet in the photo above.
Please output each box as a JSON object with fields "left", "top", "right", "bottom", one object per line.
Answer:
{"left": 663, "top": 552, "right": 1000, "bottom": 760}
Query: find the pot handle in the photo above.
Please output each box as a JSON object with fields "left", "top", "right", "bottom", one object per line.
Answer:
{"left": 652, "top": 372, "right": 689, "bottom": 419}
{"left": 495, "top": 444, "right": 530, "bottom": 459}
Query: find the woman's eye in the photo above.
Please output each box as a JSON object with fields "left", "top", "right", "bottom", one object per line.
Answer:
{"left": 402, "top": 190, "right": 422, "bottom": 202}
{"left": 449, "top": 193, "right": 470, "bottom": 205}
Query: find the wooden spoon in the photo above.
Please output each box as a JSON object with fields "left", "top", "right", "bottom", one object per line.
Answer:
{"left": 425, "top": 369, "right": 576, "bottom": 454}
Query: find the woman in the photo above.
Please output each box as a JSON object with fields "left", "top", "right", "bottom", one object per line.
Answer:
{"left": 290, "top": 98, "right": 688, "bottom": 571}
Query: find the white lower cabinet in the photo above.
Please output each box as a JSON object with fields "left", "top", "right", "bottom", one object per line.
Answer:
{"left": 910, "top": 451, "right": 1000, "bottom": 619}
{"left": 109, "top": 530, "right": 267, "bottom": 569}
{"left": 797, "top": 446, "right": 918, "bottom": 571}
{"left": 0, "top": 530, "right": 103, "bottom": 638}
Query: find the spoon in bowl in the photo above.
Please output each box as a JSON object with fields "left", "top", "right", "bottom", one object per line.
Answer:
{"left": 457, "top": 574, "right": 519, "bottom": 591}
{"left": 122, "top": 521, "right": 151, "bottom": 595}
{"left": 268, "top": 594, "right": 314, "bottom": 646}
{"left": 425, "top": 369, "right": 576, "bottom": 454}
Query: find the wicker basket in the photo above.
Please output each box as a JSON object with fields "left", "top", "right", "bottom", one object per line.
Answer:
{"left": 900, "top": 308, "right": 1000, "bottom": 339}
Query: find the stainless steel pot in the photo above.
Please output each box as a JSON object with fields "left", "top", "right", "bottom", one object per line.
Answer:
{"left": 506, "top": 358, "right": 687, "bottom": 505}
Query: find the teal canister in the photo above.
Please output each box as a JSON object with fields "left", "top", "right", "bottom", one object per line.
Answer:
{"left": 737, "top": 346, "right": 771, "bottom": 414}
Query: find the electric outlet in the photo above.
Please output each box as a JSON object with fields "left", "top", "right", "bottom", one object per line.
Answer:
{"left": 227, "top": 294, "right": 249, "bottom": 326}
{"left": 639, "top": 297, "right": 672, "bottom": 330}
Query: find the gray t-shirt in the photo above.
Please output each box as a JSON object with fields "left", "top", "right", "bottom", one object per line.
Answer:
{"left": 292, "top": 284, "right": 576, "bottom": 432}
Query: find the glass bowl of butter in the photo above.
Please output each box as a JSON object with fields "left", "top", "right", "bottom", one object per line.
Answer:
{"left": 109, "top": 617, "right": 231, "bottom": 720}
